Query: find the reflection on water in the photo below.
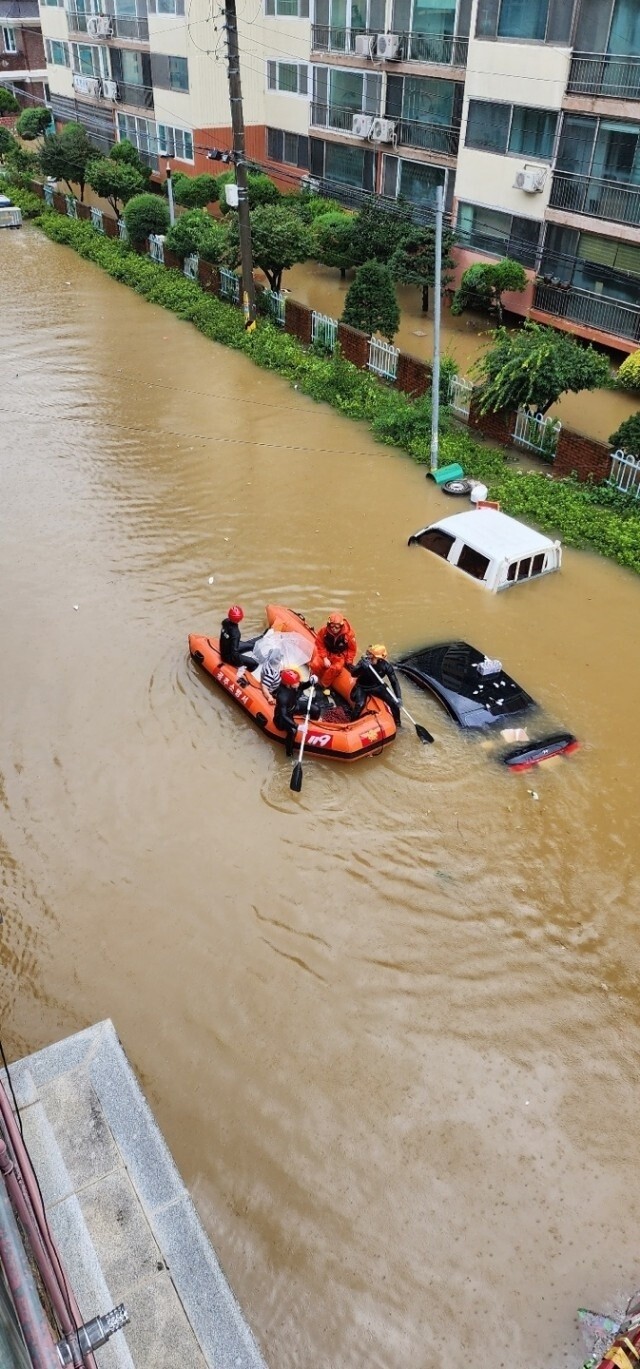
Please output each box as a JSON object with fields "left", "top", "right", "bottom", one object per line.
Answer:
{"left": 1, "top": 227, "right": 640, "bottom": 1369}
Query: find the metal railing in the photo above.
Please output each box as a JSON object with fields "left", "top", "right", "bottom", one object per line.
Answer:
{"left": 117, "top": 217, "right": 128, "bottom": 240}
{"left": 117, "top": 81, "right": 154, "bottom": 110}
{"left": 90, "top": 205, "right": 104, "bottom": 232}
{"left": 448, "top": 374, "right": 473, "bottom": 421}
{"left": 310, "top": 102, "right": 379, "bottom": 134}
{"left": 264, "top": 289, "right": 285, "bottom": 326}
{"left": 43, "top": 182, "right": 54, "bottom": 206}
{"left": 311, "top": 310, "right": 338, "bottom": 351}
{"left": 368, "top": 335, "right": 399, "bottom": 380}
{"left": 396, "top": 117, "right": 459, "bottom": 156}
{"left": 65, "top": 195, "right": 77, "bottom": 219}
{"left": 67, "top": 9, "right": 149, "bottom": 38}
{"left": 549, "top": 170, "right": 640, "bottom": 227}
{"left": 533, "top": 282, "right": 640, "bottom": 344}
{"left": 148, "top": 233, "right": 164, "bottom": 264}
{"left": 183, "top": 252, "right": 199, "bottom": 280}
{"left": 608, "top": 449, "right": 640, "bottom": 499}
{"left": 310, "top": 24, "right": 468, "bottom": 65}
{"left": 219, "top": 267, "right": 240, "bottom": 303}
{"left": 512, "top": 408, "right": 561, "bottom": 459}
{"left": 567, "top": 50, "right": 640, "bottom": 100}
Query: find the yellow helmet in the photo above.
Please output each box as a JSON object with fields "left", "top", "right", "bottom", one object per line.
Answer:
{"left": 368, "top": 644, "right": 388, "bottom": 659}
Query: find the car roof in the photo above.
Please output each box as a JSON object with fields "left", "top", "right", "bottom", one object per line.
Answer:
{"left": 396, "top": 641, "right": 535, "bottom": 727}
{"left": 425, "top": 509, "right": 557, "bottom": 560}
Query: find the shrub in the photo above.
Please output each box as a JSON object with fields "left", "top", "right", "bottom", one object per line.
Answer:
{"left": 474, "top": 321, "right": 613, "bottom": 415}
{"left": 342, "top": 260, "right": 400, "bottom": 341}
{"left": 1, "top": 183, "right": 42, "bottom": 218}
{"left": 123, "top": 192, "right": 170, "bottom": 246}
{"left": 609, "top": 413, "right": 640, "bottom": 455}
{"left": 87, "top": 156, "right": 145, "bottom": 217}
{"left": 312, "top": 211, "right": 355, "bottom": 278}
{"left": 15, "top": 108, "right": 51, "bottom": 141}
{"left": 165, "top": 208, "right": 228, "bottom": 262}
{"left": 108, "top": 138, "right": 151, "bottom": 182}
{"left": 617, "top": 351, "right": 640, "bottom": 393}
{"left": 351, "top": 201, "right": 410, "bottom": 265}
{"left": 39, "top": 122, "right": 96, "bottom": 200}
{"left": 388, "top": 225, "right": 456, "bottom": 311}
{"left": 216, "top": 169, "right": 280, "bottom": 212}
{"left": 5, "top": 142, "right": 39, "bottom": 178}
{"left": 0, "top": 88, "right": 20, "bottom": 115}
{"left": 451, "top": 258, "right": 528, "bottom": 320}
{"left": 171, "top": 172, "right": 219, "bottom": 208}
{"left": 0, "top": 127, "right": 15, "bottom": 161}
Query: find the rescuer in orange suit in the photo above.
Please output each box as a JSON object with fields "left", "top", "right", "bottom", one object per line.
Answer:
{"left": 310, "top": 612, "right": 357, "bottom": 689}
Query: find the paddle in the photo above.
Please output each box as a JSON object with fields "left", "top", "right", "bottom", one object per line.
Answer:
{"left": 290, "top": 685, "right": 316, "bottom": 792}
{"left": 366, "top": 661, "right": 434, "bottom": 745}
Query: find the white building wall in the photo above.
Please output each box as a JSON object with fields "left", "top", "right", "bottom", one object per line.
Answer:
{"left": 455, "top": 147, "right": 552, "bottom": 218}
{"left": 464, "top": 36, "right": 571, "bottom": 109}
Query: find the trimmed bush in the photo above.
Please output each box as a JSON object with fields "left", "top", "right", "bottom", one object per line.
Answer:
{"left": 108, "top": 139, "right": 151, "bottom": 183}
{"left": 171, "top": 173, "right": 219, "bottom": 208}
{"left": 15, "top": 108, "right": 51, "bottom": 140}
{"left": 342, "top": 260, "right": 400, "bottom": 341}
{"left": 165, "top": 208, "right": 228, "bottom": 262}
{"left": 215, "top": 169, "right": 280, "bottom": 212}
{"left": 123, "top": 192, "right": 170, "bottom": 246}
{"left": 87, "top": 156, "right": 145, "bottom": 217}
{"left": 0, "top": 88, "right": 20, "bottom": 115}
{"left": 617, "top": 351, "right": 640, "bottom": 393}
{"left": 0, "top": 127, "right": 16, "bottom": 161}
{"left": 312, "top": 211, "right": 355, "bottom": 278}
{"left": 451, "top": 259, "right": 528, "bottom": 320}
{"left": 610, "top": 413, "right": 640, "bottom": 455}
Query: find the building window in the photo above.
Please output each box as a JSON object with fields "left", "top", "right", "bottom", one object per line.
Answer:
{"left": 266, "top": 126, "right": 309, "bottom": 168}
{"left": 117, "top": 111, "right": 156, "bottom": 155}
{"left": 157, "top": 121, "right": 193, "bottom": 160}
{"left": 312, "top": 65, "right": 382, "bottom": 130}
{"left": 456, "top": 201, "right": 541, "bottom": 267}
{"left": 264, "top": 0, "right": 309, "bottom": 15}
{"left": 71, "top": 42, "right": 108, "bottom": 78}
{"left": 2, "top": 26, "right": 17, "bottom": 52}
{"left": 476, "top": 0, "right": 573, "bottom": 45}
{"left": 167, "top": 55, "right": 188, "bottom": 91}
{"left": 156, "top": 0, "right": 184, "bottom": 11}
{"left": 44, "top": 38, "right": 69, "bottom": 64}
{"left": 541, "top": 223, "right": 640, "bottom": 305}
{"left": 465, "top": 99, "right": 556, "bottom": 159}
{"left": 382, "top": 153, "right": 446, "bottom": 208}
{"left": 266, "top": 60, "right": 308, "bottom": 95}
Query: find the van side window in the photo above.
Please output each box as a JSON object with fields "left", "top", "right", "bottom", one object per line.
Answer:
{"left": 457, "top": 544, "right": 490, "bottom": 581}
{"left": 532, "top": 552, "right": 546, "bottom": 575}
{"left": 416, "top": 529, "right": 456, "bottom": 559}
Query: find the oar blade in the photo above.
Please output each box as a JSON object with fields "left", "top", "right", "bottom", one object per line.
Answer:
{"left": 290, "top": 762, "right": 303, "bottom": 792}
{"left": 415, "top": 723, "right": 434, "bottom": 745}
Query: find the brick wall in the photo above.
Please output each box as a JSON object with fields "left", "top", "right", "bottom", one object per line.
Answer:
{"left": 76, "top": 201, "right": 92, "bottom": 221}
{"left": 197, "top": 259, "right": 220, "bottom": 294}
{"left": 469, "top": 400, "right": 517, "bottom": 446}
{"left": 163, "top": 247, "right": 182, "bottom": 272}
{"left": 52, "top": 191, "right": 67, "bottom": 214}
{"left": 337, "top": 321, "right": 369, "bottom": 369}
{"left": 103, "top": 215, "right": 118, "bottom": 238}
{"left": 396, "top": 351, "right": 431, "bottom": 398}
{"left": 554, "top": 429, "right": 612, "bottom": 483}
{"left": 284, "top": 297, "right": 312, "bottom": 346}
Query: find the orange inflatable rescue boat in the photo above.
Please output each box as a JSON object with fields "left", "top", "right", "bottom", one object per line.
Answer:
{"left": 189, "top": 604, "right": 397, "bottom": 761}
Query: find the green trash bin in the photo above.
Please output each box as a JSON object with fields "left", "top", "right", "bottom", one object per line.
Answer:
{"left": 426, "top": 463, "right": 465, "bottom": 485}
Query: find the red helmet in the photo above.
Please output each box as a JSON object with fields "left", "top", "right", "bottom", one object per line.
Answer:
{"left": 227, "top": 605, "right": 244, "bottom": 623}
{"left": 280, "top": 669, "right": 299, "bottom": 687}
{"left": 327, "top": 612, "right": 345, "bottom": 628}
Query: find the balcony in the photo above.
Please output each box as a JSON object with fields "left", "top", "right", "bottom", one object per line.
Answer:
{"left": 310, "top": 102, "right": 458, "bottom": 156}
{"left": 112, "top": 79, "right": 154, "bottom": 109}
{"left": 67, "top": 10, "right": 149, "bottom": 41}
{"left": 310, "top": 25, "right": 467, "bottom": 66}
{"left": 567, "top": 51, "right": 640, "bottom": 102}
{"left": 549, "top": 171, "right": 640, "bottom": 228}
{"left": 0, "top": 0, "right": 39, "bottom": 20}
{"left": 533, "top": 281, "right": 640, "bottom": 344}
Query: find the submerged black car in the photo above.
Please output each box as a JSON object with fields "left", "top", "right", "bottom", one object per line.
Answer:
{"left": 396, "top": 640, "right": 579, "bottom": 770}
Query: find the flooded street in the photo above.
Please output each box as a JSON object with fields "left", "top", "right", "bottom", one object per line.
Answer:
{"left": 2, "top": 226, "right": 640, "bottom": 1369}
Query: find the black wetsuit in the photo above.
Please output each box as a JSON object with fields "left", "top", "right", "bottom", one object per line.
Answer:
{"left": 219, "top": 618, "right": 259, "bottom": 671}
{"left": 350, "top": 657, "right": 402, "bottom": 725}
{"left": 273, "top": 681, "right": 306, "bottom": 756}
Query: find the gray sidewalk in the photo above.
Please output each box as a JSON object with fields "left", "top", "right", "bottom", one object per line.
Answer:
{"left": 2, "top": 1020, "right": 266, "bottom": 1369}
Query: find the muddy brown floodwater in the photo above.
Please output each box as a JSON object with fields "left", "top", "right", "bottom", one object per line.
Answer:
{"left": 1, "top": 227, "right": 640, "bottom": 1369}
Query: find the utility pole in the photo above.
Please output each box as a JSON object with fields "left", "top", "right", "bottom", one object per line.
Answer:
{"left": 223, "top": 0, "right": 256, "bottom": 328}
{"left": 430, "top": 183, "right": 444, "bottom": 475}
{"left": 165, "top": 163, "right": 175, "bottom": 226}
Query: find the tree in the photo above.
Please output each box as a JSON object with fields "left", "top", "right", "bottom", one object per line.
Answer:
{"left": 87, "top": 156, "right": 145, "bottom": 218}
{"left": 451, "top": 258, "right": 528, "bottom": 322}
{"left": 474, "top": 321, "right": 613, "bottom": 416}
{"left": 108, "top": 138, "right": 151, "bottom": 182}
{"left": 342, "top": 260, "right": 400, "bottom": 341}
{"left": 617, "top": 350, "right": 640, "bottom": 393}
{"left": 165, "top": 208, "right": 228, "bottom": 262}
{"left": 388, "top": 224, "right": 456, "bottom": 312}
{"left": 171, "top": 173, "right": 219, "bottom": 208}
{"left": 39, "top": 123, "right": 95, "bottom": 200}
{"left": 123, "top": 191, "right": 170, "bottom": 246}
{"left": 312, "top": 211, "right": 356, "bottom": 279}
{"left": 351, "top": 201, "right": 410, "bottom": 266}
{"left": 610, "top": 412, "right": 640, "bottom": 454}
{"left": 15, "top": 107, "right": 51, "bottom": 141}
{"left": 0, "top": 88, "right": 20, "bottom": 115}
{"left": 216, "top": 169, "right": 280, "bottom": 213}
{"left": 226, "top": 204, "right": 310, "bottom": 291}
{"left": 0, "top": 127, "right": 16, "bottom": 162}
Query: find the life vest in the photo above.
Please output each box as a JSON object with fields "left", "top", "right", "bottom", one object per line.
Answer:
{"left": 598, "top": 1334, "right": 640, "bottom": 1369}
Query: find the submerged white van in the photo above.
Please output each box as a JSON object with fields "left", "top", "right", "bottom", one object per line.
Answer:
{"left": 408, "top": 508, "right": 562, "bottom": 592}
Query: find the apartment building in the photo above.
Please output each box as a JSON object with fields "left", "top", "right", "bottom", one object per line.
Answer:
{"left": 37, "top": 0, "right": 639, "bottom": 351}
{"left": 0, "top": 0, "right": 47, "bottom": 106}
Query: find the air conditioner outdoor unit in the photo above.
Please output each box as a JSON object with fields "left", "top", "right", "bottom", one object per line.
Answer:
{"left": 354, "top": 33, "right": 374, "bottom": 57}
{"left": 86, "top": 15, "right": 99, "bottom": 34}
{"left": 514, "top": 165, "right": 548, "bottom": 193}
{"left": 376, "top": 32, "right": 402, "bottom": 59}
{"left": 102, "top": 77, "right": 119, "bottom": 99}
{"left": 73, "top": 73, "right": 101, "bottom": 97}
{"left": 352, "top": 113, "right": 374, "bottom": 138}
{"left": 96, "top": 16, "right": 113, "bottom": 35}
{"left": 370, "top": 116, "right": 396, "bottom": 143}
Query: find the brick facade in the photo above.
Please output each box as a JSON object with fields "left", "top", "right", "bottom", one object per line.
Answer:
{"left": 396, "top": 351, "right": 431, "bottom": 397}
{"left": 284, "top": 297, "right": 312, "bottom": 346}
{"left": 337, "top": 321, "right": 369, "bottom": 369}
{"left": 469, "top": 400, "right": 518, "bottom": 446}
{"left": 554, "top": 430, "right": 613, "bottom": 483}
{"left": 76, "top": 201, "right": 92, "bottom": 221}
{"left": 197, "top": 260, "right": 220, "bottom": 294}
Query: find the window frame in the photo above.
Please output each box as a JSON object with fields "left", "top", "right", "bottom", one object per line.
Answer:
{"left": 157, "top": 121, "right": 194, "bottom": 161}
{"left": 456, "top": 200, "right": 542, "bottom": 268}
{"left": 465, "top": 98, "right": 557, "bottom": 161}
{"left": 266, "top": 125, "right": 310, "bottom": 168}
{"left": 167, "top": 53, "right": 188, "bottom": 92}
{"left": 45, "top": 37, "right": 69, "bottom": 64}
{"left": 266, "top": 59, "right": 309, "bottom": 96}
{"left": 2, "top": 26, "right": 17, "bottom": 53}
{"left": 476, "top": 0, "right": 572, "bottom": 44}
{"left": 264, "top": 0, "right": 309, "bottom": 17}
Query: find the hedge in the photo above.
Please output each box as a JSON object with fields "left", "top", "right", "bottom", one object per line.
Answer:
{"left": 28, "top": 209, "right": 640, "bottom": 576}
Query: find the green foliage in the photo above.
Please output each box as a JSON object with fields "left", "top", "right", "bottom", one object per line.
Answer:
{"left": 0, "top": 127, "right": 16, "bottom": 161}
{"left": 226, "top": 203, "right": 311, "bottom": 291}
{"left": 609, "top": 412, "right": 640, "bottom": 455}
{"left": 87, "top": 156, "right": 145, "bottom": 216}
{"left": 474, "top": 321, "right": 613, "bottom": 416}
{"left": 15, "top": 107, "right": 51, "bottom": 141}
{"left": 451, "top": 258, "right": 528, "bottom": 320}
{"left": 388, "top": 225, "right": 456, "bottom": 295}
{"left": 351, "top": 201, "right": 410, "bottom": 265}
{"left": 108, "top": 138, "right": 151, "bottom": 182}
{"left": 123, "top": 191, "right": 170, "bottom": 246}
{"left": 284, "top": 192, "right": 344, "bottom": 223}
{"left": 342, "top": 260, "right": 400, "bottom": 341}
{"left": 1, "top": 182, "right": 42, "bottom": 217}
{"left": 617, "top": 351, "right": 640, "bottom": 393}
{"left": 5, "top": 141, "right": 39, "bottom": 177}
{"left": 171, "top": 172, "right": 219, "bottom": 208}
{"left": 165, "top": 208, "right": 228, "bottom": 262}
{"left": 216, "top": 170, "right": 280, "bottom": 212}
{"left": 39, "top": 122, "right": 95, "bottom": 200}
{"left": 0, "top": 88, "right": 20, "bottom": 115}
{"left": 312, "top": 211, "right": 355, "bottom": 277}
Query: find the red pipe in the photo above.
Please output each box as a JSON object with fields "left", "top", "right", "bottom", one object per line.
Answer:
{"left": 0, "top": 1160, "right": 60, "bottom": 1368}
